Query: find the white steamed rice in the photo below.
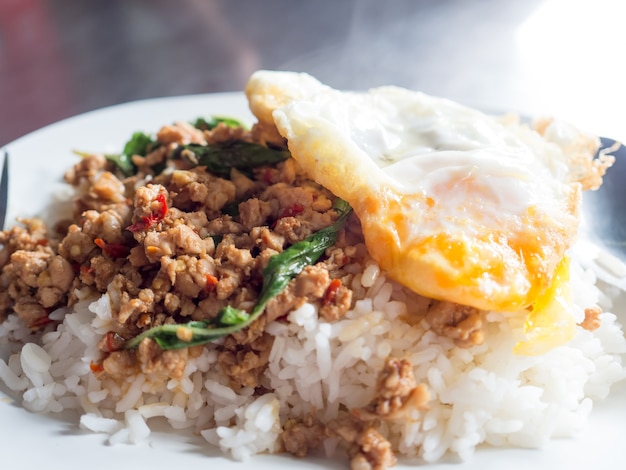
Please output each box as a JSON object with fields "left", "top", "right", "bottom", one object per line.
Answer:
{"left": 1, "top": 245, "right": 625, "bottom": 465}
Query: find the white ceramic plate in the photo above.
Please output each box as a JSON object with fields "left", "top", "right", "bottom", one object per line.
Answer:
{"left": 1, "top": 94, "right": 625, "bottom": 469}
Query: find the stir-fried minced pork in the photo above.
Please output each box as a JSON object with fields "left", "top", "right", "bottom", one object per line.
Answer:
{"left": 424, "top": 300, "right": 485, "bottom": 348}
{"left": 0, "top": 115, "right": 615, "bottom": 470}
{"left": 356, "top": 357, "right": 429, "bottom": 421}
{"left": 282, "top": 414, "right": 398, "bottom": 470}
{"left": 280, "top": 413, "right": 327, "bottom": 458}
{"left": 0, "top": 122, "right": 360, "bottom": 383}
{"left": 0, "top": 219, "right": 72, "bottom": 326}
{"left": 328, "top": 419, "right": 397, "bottom": 470}
{"left": 281, "top": 358, "right": 427, "bottom": 469}
{"left": 0, "top": 119, "right": 438, "bottom": 469}
{"left": 580, "top": 305, "right": 602, "bottom": 331}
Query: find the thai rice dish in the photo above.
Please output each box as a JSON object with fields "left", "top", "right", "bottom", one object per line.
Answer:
{"left": 0, "top": 71, "right": 624, "bottom": 469}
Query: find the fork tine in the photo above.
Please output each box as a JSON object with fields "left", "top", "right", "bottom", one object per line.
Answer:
{"left": 0, "top": 151, "right": 8, "bottom": 230}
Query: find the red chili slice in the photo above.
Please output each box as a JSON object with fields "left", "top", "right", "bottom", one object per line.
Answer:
{"left": 323, "top": 279, "right": 342, "bottom": 306}
{"left": 154, "top": 193, "right": 168, "bottom": 219}
{"left": 28, "top": 315, "right": 53, "bottom": 329}
{"left": 205, "top": 274, "right": 218, "bottom": 291}
{"left": 261, "top": 168, "right": 274, "bottom": 183}
{"left": 94, "top": 238, "right": 129, "bottom": 258}
{"left": 278, "top": 203, "right": 304, "bottom": 219}
{"left": 271, "top": 203, "right": 305, "bottom": 229}
{"left": 127, "top": 193, "right": 169, "bottom": 233}
{"left": 102, "top": 331, "right": 125, "bottom": 353}
{"left": 80, "top": 264, "right": 95, "bottom": 276}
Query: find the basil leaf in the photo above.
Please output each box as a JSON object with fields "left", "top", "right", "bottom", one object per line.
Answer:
{"left": 192, "top": 116, "right": 247, "bottom": 131}
{"left": 105, "top": 131, "right": 155, "bottom": 177}
{"left": 176, "top": 141, "right": 290, "bottom": 178}
{"left": 125, "top": 199, "right": 352, "bottom": 350}
{"left": 123, "top": 131, "right": 154, "bottom": 158}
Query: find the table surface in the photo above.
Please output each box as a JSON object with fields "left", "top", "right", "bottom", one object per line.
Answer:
{"left": 1, "top": 0, "right": 625, "bottom": 146}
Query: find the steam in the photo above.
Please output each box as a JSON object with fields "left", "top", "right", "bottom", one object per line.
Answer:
{"left": 279, "top": 1, "right": 425, "bottom": 91}
{"left": 277, "top": 0, "right": 544, "bottom": 113}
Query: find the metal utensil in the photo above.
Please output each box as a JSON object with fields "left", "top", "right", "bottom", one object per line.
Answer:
{"left": 0, "top": 151, "right": 8, "bottom": 230}
{"left": 581, "top": 137, "right": 625, "bottom": 258}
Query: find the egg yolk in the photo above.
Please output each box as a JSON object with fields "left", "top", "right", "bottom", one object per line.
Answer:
{"left": 514, "top": 257, "right": 575, "bottom": 355}
{"left": 358, "top": 189, "right": 572, "bottom": 314}
{"left": 245, "top": 70, "right": 594, "bottom": 355}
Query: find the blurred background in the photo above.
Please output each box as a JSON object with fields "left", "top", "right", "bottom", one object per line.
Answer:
{"left": 0, "top": 0, "right": 624, "bottom": 147}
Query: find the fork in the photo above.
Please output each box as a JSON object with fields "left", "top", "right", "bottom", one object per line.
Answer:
{"left": 0, "top": 151, "right": 8, "bottom": 230}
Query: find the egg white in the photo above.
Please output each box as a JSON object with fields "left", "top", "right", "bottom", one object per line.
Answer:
{"left": 245, "top": 71, "right": 605, "bottom": 350}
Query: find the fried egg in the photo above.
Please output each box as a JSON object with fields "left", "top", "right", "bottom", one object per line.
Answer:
{"left": 245, "top": 71, "right": 608, "bottom": 353}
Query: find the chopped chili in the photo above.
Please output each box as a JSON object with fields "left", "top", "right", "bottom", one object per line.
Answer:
{"left": 28, "top": 315, "right": 53, "bottom": 329}
{"left": 127, "top": 193, "right": 169, "bottom": 233}
{"left": 80, "top": 264, "right": 95, "bottom": 276}
{"left": 278, "top": 203, "right": 304, "bottom": 219}
{"left": 205, "top": 274, "right": 219, "bottom": 291}
{"left": 102, "top": 331, "right": 125, "bottom": 353}
{"left": 261, "top": 168, "right": 275, "bottom": 183}
{"left": 323, "top": 278, "right": 342, "bottom": 306}
{"left": 271, "top": 202, "right": 305, "bottom": 228}
{"left": 94, "top": 238, "right": 129, "bottom": 258}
